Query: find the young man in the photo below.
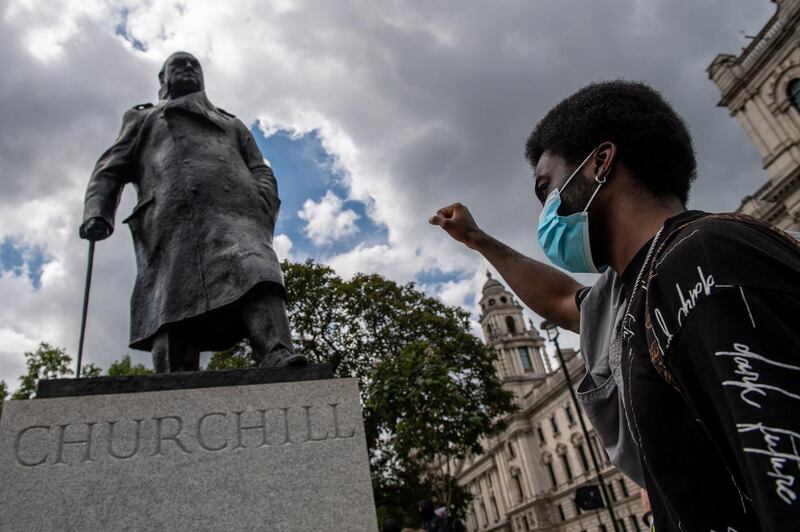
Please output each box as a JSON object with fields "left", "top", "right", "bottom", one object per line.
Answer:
{"left": 430, "top": 81, "right": 800, "bottom": 530}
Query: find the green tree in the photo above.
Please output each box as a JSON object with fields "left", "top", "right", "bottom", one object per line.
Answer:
{"left": 369, "top": 341, "right": 514, "bottom": 514}
{"left": 207, "top": 341, "right": 255, "bottom": 370}
{"left": 107, "top": 355, "right": 154, "bottom": 376}
{"left": 12, "top": 342, "right": 73, "bottom": 399}
{"left": 81, "top": 363, "right": 103, "bottom": 378}
{"left": 279, "top": 260, "right": 516, "bottom": 522}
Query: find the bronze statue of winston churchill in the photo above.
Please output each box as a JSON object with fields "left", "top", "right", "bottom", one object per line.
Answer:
{"left": 80, "top": 51, "right": 306, "bottom": 373}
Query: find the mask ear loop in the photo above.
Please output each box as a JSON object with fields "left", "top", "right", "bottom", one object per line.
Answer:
{"left": 560, "top": 150, "right": 597, "bottom": 193}
{"left": 582, "top": 168, "right": 610, "bottom": 213}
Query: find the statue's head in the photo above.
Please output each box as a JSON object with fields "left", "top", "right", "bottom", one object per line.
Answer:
{"left": 158, "top": 51, "right": 204, "bottom": 100}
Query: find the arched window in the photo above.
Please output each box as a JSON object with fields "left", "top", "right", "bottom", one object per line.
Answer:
{"left": 505, "top": 315, "right": 517, "bottom": 334}
{"left": 788, "top": 78, "right": 800, "bottom": 113}
{"left": 518, "top": 346, "right": 533, "bottom": 370}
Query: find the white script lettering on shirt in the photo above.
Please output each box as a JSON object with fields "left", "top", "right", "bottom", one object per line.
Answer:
{"left": 715, "top": 343, "right": 800, "bottom": 409}
{"left": 676, "top": 265, "right": 715, "bottom": 327}
{"left": 737, "top": 422, "right": 800, "bottom": 506}
{"left": 650, "top": 265, "right": 714, "bottom": 354}
{"left": 654, "top": 307, "right": 673, "bottom": 349}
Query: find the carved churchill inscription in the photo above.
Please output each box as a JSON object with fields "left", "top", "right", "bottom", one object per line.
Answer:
{"left": 14, "top": 403, "right": 355, "bottom": 467}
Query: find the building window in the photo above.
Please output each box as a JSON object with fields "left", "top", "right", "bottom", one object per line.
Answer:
{"left": 599, "top": 524, "right": 608, "bottom": 532}
{"left": 592, "top": 435, "right": 609, "bottom": 464}
{"left": 523, "top": 514, "right": 531, "bottom": 531}
{"left": 536, "top": 425, "right": 546, "bottom": 444}
{"left": 518, "top": 346, "right": 532, "bottom": 370}
{"left": 619, "top": 478, "right": 630, "bottom": 498}
{"left": 560, "top": 453, "right": 574, "bottom": 482}
{"left": 480, "top": 501, "right": 488, "bottom": 526}
{"left": 513, "top": 473, "right": 524, "bottom": 502}
{"left": 565, "top": 404, "right": 575, "bottom": 425}
{"left": 788, "top": 78, "right": 800, "bottom": 113}
{"left": 506, "top": 315, "right": 517, "bottom": 334}
{"left": 557, "top": 504, "right": 565, "bottom": 521}
{"left": 576, "top": 443, "right": 591, "bottom": 472}
{"left": 629, "top": 514, "right": 642, "bottom": 531}
{"left": 606, "top": 482, "right": 617, "bottom": 502}
{"left": 507, "top": 441, "right": 516, "bottom": 458}
{"left": 545, "top": 462, "right": 557, "bottom": 488}
{"left": 617, "top": 518, "right": 628, "bottom": 532}
{"left": 490, "top": 494, "right": 499, "bottom": 521}
{"left": 550, "top": 414, "right": 560, "bottom": 436}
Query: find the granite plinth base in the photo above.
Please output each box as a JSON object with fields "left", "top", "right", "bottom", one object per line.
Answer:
{"left": 0, "top": 374, "right": 377, "bottom": 531}
{"left": 36, "top": 363, "right": 333, "bottom": 398}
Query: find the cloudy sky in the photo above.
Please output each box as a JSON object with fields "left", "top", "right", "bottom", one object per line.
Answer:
{"left": 0, "top": 0, "right": 775, "bottom": 389}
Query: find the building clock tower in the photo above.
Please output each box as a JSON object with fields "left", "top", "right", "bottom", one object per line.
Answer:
{"left": 479, "top": 273, "right": 551, "bottom": 397}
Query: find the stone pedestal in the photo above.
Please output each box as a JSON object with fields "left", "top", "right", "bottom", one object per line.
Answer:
{"left": 0, "top": 371, "right": 377, "bottom": 531}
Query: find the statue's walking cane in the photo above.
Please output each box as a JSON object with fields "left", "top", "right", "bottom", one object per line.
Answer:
{"left": 76, "top": 240, "right": 95, "bottom": 378}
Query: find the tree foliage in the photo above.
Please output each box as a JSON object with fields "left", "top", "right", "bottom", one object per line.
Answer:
{"left": 81, "top": 363, "right": 103, "bottom": 378}
{"left": 369, "top": 341, "right": 514, "bottom": 512}
{"left": 207, "top": 341, "right": 255, "bottom": 370}
{"left": 7, "top": 348, "right": 151, "bottom": 403}
{"left": 280, "top": 260, "right": 516, "bottom": 521}
{"left": 107, "top": 355, "right": 154, "bottom": 376}
{"left": 12, "top": 342, "right": 73, "bottom": 399}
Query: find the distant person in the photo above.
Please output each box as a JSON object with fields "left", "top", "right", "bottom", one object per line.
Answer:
{"left": 430, "top": 80, "right": 800, "bottom": 530}
{"left": 418, "top": 499, "right": 437, "bottom": 532}
{"left": 434, "top": 506, "right": 466, "bottom": 532}
{"left": 383, "top": 517, "right": 402, "bottom": 532}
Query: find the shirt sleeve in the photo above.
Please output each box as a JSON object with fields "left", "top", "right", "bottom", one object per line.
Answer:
{"left": 663, "top": 287, "right": 800, "bottom": 530}
{"left": 575, "top": 286, "right": 592, "bottom": 310}
{"left": 643, "top": 218, "right": 800, "bottom": 529}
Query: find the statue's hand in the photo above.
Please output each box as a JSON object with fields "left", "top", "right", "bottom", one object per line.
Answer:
{"left": 79, "top": 217, "right": 112, "bottom": 241}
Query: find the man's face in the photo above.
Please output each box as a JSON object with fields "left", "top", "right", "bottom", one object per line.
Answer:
{"left": 163, "top": 53, "right": 204, "bottom": 97}
{"left": 533, "top": 150, "right": 598, "bottom": 216}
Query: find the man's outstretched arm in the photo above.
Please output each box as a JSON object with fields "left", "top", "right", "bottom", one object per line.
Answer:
{"left": 429, "top": 202, "right": 583, "bottom": 333}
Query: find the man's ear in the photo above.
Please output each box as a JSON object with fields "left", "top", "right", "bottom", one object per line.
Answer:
{"left": 593, "top": 142, "right": 617, "bottom": 181}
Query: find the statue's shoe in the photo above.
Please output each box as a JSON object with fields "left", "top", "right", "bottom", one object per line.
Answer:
{"left": 259, "top": 353, "right": 308, "bottom": 369}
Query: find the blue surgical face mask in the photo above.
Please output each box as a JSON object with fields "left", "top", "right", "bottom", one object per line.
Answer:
{"left": 537, "top": 149, "right": 608, "bottom": 273}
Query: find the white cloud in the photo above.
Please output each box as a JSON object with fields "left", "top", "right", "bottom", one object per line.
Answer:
{"left": 326, "top": 243, "right": 426, "bottom": 283}
{"left": 272, "top": 233, "right": 293, "bottom": 262}
{"left": 422, "top": 268, "right": 488, "bottom": 312}
{"left": 298, "top": 190, "right": 360, "bottom": 246}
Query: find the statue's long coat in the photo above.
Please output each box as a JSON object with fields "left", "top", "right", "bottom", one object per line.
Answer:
{"left": 83, "top": 92, "right": 283, "bottom": 351}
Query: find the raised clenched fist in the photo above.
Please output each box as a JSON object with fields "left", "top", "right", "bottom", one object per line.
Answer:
{"left": 428, "top": 202, "right": 484, "bottom": 249}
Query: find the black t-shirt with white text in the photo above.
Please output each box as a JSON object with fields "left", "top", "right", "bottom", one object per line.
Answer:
{"left": 619, "top": 211, "right": 800, "bottom": 531}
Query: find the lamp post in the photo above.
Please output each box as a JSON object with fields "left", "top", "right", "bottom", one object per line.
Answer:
{"left": 540, "top": 320, "right": 621, "bottom": 532}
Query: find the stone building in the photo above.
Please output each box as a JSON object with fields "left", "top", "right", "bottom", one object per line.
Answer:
{"left": 451, "top": 275, "right": 643, "bottom": 532}
{"left": 708, "top": 0, "right": 800, "bottom": 230}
